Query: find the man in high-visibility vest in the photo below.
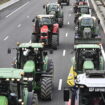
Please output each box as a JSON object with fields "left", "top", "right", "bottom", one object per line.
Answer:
{"left": 67, "top": 66, "right": 77, "bottom": 87}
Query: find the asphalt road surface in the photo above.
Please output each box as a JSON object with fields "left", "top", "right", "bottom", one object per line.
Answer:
{"left": 0, "top": 0, "right": 105, "bottom": 105}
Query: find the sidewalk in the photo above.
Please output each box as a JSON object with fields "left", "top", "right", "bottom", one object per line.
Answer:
{"left": 0, "top": 0, "right": 20, "bottom": 11}
{"left": 91, "top": 0, "right": 105, "bottom": 33}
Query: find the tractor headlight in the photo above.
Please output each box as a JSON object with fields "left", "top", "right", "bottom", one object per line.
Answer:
{"left": 23, "top": 77, "right": 28, "bottom": 81}
{"left": 17, "top": 79, "right": 20, "bottom": 81}
{"left": 18, "top": 99, "right": 22, "bottom": 102}
{"left": 28, "top": 78, "right": 33, "bottom": 81}
{"left": 6, "top": 78, "right": 9, "bottom": 81}
{"left": 11, "top": 79, "right": 15, "bottom": 81}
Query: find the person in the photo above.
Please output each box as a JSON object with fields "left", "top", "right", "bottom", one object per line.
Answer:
{"left": 67, "top": 66, "right": 77, "bottom": 87}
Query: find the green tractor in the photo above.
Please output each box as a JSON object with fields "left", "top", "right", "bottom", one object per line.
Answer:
{"left": 0, "top": 68, "right": 38, "bottom": 105}
{"left": 74, "top": 5, "right": 91, "bottom": 24}
{"left": 74, "top": 14, "right": 101, "bottom": 44}
{"left": 43, "top": 3, "right": 64, "bottom": 27}
{"left": 74, "top": 44, "right": 104, "bottom": 73}
{"left": 8, "top": 43, "right": 54, "bottom": 100}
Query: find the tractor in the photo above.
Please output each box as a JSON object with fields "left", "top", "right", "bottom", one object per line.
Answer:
{"left": 57, "top": 0, "right": 70, "bottom": 6}
{"left": 64, "top": 44, "right": 105, "bottom": 105}
{"left": 64, "top": 70, "right": 105, "bottom": 105}
{"left": 74, "top": 14, "right": 101, "bottom": 44}
{"left": 73, "top": 0, "right": 88, "bottom": 13}
{"left": 8, "top": 43, "right": 54, "bottom": 100}
{"left": 0, "top": 68, "right": 38, "bottom": 105}
{"left": 74, "top": 5, "right": 91, "bottom": 23}
{"left": 43, "top": 3, "right": 64, "bottom": 27}
{"left": 32, "top": 15, "right": 59, "bottom": 49}
{"left": 66, "top": 44, "right": 104, "bottom": 87}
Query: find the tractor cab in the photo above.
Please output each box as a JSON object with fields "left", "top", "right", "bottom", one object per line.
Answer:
{"left": 45, "top": 3, "right": 61, "bottom": 14}
{"left": 15, "top": 43, "right": 46, "bottom": 72}
{"left": 76, "top": 5, "right": 90, "bottom": 14}
{"left": 74, "top": 44, "right": 104, "bottom": 73}
{"left": 32, "top": 15, "right": 59, "bottom": 49}
{"left": 33, "top": 15, "right": 56, "bottom": 34}
{"left": 74, "top": 15, "right": 101, "bottom": 44}
{"left": 43, "top": 3, "right": 64, "bottom": 27}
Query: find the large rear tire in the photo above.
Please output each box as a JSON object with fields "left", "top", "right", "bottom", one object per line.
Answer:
{"left": 52, "top": 35, "right": 58, "bottom": 50}
{"left": 40, "top": 77, "right": 53, "bottom": 100}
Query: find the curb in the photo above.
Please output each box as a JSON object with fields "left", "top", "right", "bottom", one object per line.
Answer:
{"left": 91, "top": 0, "right": 105, "bottom": 33}
{"left": 0, "top": 0, "right": 20, "bottom": 11}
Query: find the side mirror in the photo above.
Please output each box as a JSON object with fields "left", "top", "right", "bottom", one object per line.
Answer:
{"left": 43, "top": 5, "right": 45, "bottom": 9}
{"left": 8, "top": 48, "right": 11, "bottom": 54}
{"left": 32, "top": 19, "right": 35, "bottom": 22}
{"left": 43, "top": 51, "right": 48, "bottom": 56}
{"left": 64, "top": 87, "right": 70, "bottom": 101}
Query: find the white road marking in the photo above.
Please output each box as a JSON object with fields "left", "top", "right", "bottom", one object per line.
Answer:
{"left": 63, "top": 50, "right": 66, "bottom": 56}
{"left": 69, "top": 14, "right": 71, "bottom": 17}
{"left": 100, "top": 44, "right": 105, "bottom": 61}
{"left": 58, "top": 79, "right": 62, "bottom": 90}
{"left": 68, "top": 22, "right": 69, "bottom": 25}
{"left": 27, "top": 16, "right": 30, "bottom": 18}
{"left": 4, "top": 36, "right": 8, "bottom": 40}
{"left": 70, "top": 8, "right": 72, "bottom": 11}
{"left": 6, "top": 2, "right": 30, "bottom": 18}
{"left": 17, "top": 24, "right": 21, "bottom": 28}
{"left": 66, "top": 33, "right": 68, "bottom": 37}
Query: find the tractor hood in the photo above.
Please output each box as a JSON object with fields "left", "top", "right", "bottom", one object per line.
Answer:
{"left": 76, "top": 71, "right": 105, "bottom": 87}
{"left": 0, "top": 68, "right": 22, "bottom": 79}
{"left": 0, "top": 96, "right": 8, "bottom": 105}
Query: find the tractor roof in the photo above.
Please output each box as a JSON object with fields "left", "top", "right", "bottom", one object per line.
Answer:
{"left": 79, "top": 14, "right": 96, "bottom": 20}
{"left": 0, "top": 68, "right": 23, "bottom": 79}
{"left": 78, "top": 5, "right": 89, "bottom": 8}
{"left": 19, "top": 43, "right": 43, "bottom": 48}
{"left": 36, "top": 14, "right": 54, "bottom": 18}
{"left": 74, "top": 44, "right": 100, "bottom": 49}
{"left": 47, "top": 3, "right": 60, "bottom": 6}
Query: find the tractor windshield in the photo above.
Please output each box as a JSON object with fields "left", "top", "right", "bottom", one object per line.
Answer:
{"left": 40, "top": 17, "right": 52, "bottom": 25}
{"left": 79, "top": 88, "right": 105, "bottom": 105}
{"left": 80, "top": 7, "right": 89, "bottom": 14}
{"left": 48, "top": 5, "right": 59, "bottom": 11}
{"left": 81, "top": 18, "right": 94, "bottom": 27}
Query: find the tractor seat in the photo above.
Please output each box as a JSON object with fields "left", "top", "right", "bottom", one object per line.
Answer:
{"left": 83, "top": 60, "right": 94, "bottom": 72}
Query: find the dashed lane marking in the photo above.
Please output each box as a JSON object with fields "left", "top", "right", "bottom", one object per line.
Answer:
{"left": 66, "top": 33, "right": 68, "bottom": 37}
{"left": 68, "top": 22, "right": 69, "bottom": 25}
{"left": 58, "top": 79, "right": 62, "bottom": 90}
{"left": 69, "top": 14, "right": 71, "bottom": 17}
{"left": 27, "top": 16, "right": 30, "bottom": 18}
{"left": 63, "top": 50, "right": 66, "bottom": 56}
{"left": 4, "top": 36, "right": 8, "bottom": 40}
{"left": 17, "top": 24, "right": 21, "bottom": 28}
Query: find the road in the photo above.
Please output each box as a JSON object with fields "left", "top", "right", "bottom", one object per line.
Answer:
{"left": 0, "top": 0, "right": 105, "bottom": 105}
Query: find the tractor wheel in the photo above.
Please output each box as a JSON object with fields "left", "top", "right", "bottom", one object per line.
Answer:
{"left": 27, "top": 92, "right": 38, "bottom": 105}
{"left": 31, "top": 35, "right": 37, "bottom": 43}
{"left": 47, "top": 59, "right": 54, "bottom": 74}
{"left": 40, "top": 77, "right": 53, "bottom": 100}
{"left": 52, "top": 35, "right": 58, "bottom": 50}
